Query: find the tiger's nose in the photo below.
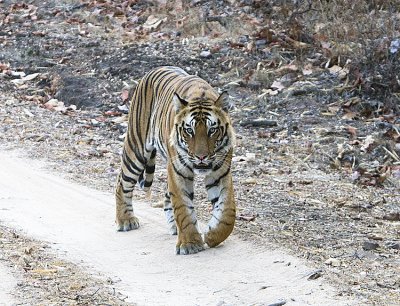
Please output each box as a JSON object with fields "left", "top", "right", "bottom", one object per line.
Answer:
{"left": 196, "top": 154, "right": 207, "bottom": 162}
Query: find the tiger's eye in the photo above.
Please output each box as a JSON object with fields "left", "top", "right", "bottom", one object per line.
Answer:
{"left": 209, "top": 127, "right": 216, "bottom": 134}
{"left": 185, "top": 128, "right": 193, "bottom": 134}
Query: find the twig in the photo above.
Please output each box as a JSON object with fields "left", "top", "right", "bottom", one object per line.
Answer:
{"left": 382, "top": 146, "right": 400, "bottom": 162}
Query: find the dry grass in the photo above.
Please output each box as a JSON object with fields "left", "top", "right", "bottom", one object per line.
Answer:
{"left": 271, "top": 0, "right": 400, "bottom": 113}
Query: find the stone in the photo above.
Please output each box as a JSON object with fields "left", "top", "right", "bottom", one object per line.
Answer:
{"left": 363, "top": 241, "right": 379, "bottom": 251}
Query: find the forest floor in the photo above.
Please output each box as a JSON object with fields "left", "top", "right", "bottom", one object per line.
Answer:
{"left": 0, "top": 0, "right": 399, "bottom": 305}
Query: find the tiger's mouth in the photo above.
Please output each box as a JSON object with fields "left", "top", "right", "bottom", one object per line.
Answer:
{"left": 193, "top": 163, "right": 212, "bottom": 170}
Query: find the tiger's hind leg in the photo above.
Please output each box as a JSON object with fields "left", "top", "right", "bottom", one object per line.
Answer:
{"left": 163, "top": 190, "right": 177, "bottom": 235}
{"left": 115, "top": 149, "right": 145, "bottom": 231}
{"left": 138, "top": 149, "right": 157, "bottom": 192}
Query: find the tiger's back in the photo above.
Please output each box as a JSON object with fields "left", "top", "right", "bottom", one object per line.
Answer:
{"left": 128, "top": 66, "right": 220, "bottom": 156}
{"left": 116, "top": 66, "right": 236, "bottom": 255}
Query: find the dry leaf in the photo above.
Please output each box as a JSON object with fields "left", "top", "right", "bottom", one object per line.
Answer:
{"left": 328, "top": 65, "right": 348, "bottom": 79}
{"left": 328, "top": 106, "right": 339, "bottom": 114}
{"left": 346, "top": 126, "right": 358, "bottom": 138}
{"left": 343, "top": 97, "right": 361, "bottom": 107}
{"left": 121, "top": 89, "right": 129, "bottom": 101}
{"left": 360, "top": 135, "right": 375, "bottom": 152}
{"left": 237, "top": 214, "right": 256, "bottom": 222}
{"left": 270, "top": 80, "right": 285, "bottom": 91}
{"left": 302, "top": 68, "right": 313, "bottom": 75}
{"left": 342, "top": 111, "right": 357, "bottom": 120}
{"left": 143, "top": 15, "right": 166, "bottom": 31}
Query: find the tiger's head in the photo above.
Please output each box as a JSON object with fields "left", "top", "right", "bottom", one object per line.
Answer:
{"left": 170, "top": 92, "right": 235, "bottom": 174}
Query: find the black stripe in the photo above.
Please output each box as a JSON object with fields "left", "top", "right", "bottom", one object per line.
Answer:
{"left": 210, "top": 197, "right": 219, "bottom": 205}
{"left": 122, "top": 187, "right": 132, "bottom": 194}
{"left": 154, "top": 70, "right": 176, "bottom": 93}
{"left": 124, "top": 208, "right": 133, "bottom": 214}
{"left": 184, "top": 191, "right": 194, "bottom": 201}
{"left": 150, "top": 149, "right": 157, "bottom": 159}
{"left": 126, "top": 136, "right": 146, "bottom": 165}
{"left": 164, "top": 207, "right": 173, "bottom": 211}
{"left": 123, "top": 159, "right": 142, "bottom": 176}
{"left": 143, "top": 180, "right": 152, "bottom": 188}
{"left": 124, "top": 151, "right": 144, "bottom": 173}
{"left": 212, "top": 159, "right": 225, "bottom": 171}
{"left": 212, "top": 215, "right": 220, "bottom": 222}
{"left": 206, "top": 168, "right": 230, "bottom": 189}
{"left": 215, "top": 137, "right": 229, "bottom": 154}
{"left": 121, "top": 172, "right": 137, "bottom": 184}
{"left": 138, "top": 171, "right": 144, "bottom": 183}
{"left": 177, "top": 152, "right": 191, "bottom": 170}
{"left": 172, "top": 162, "right": 193, "bottom": 181}
{"left": 133, "top": 80, "right": 146, "bottom": 150}
{"left": 146, "top": 164, "right": 155, "bottom": 173}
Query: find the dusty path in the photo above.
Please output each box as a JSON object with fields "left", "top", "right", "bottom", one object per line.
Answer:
{"left": 0, "top": 153, "right": 354, "bottom": 305}
{"left": 0, "top": 262, "right": 17, "bottom": 306}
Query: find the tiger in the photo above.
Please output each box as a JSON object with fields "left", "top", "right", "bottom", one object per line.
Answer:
{"left": 115, "top": 66, "right": 236, "bottom": 255}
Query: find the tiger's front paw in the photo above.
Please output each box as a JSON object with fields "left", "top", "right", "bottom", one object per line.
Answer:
{"left": 176, "top": 241, "right": 205, "bottom": 255}
{"left": 116, "top": 216, "right": 140, "bottom": 231}
{"left": 176, "top": 233, "right": 204, "bottom": 255}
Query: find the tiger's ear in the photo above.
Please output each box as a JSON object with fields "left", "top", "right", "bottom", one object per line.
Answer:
{"left": 173, "top": 93, "right": 189, "bottom": 112}
{"left": 215, "top": 91, "right": 230, "bottom": 112}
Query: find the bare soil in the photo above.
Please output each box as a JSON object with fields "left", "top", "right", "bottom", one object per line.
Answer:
{"left": 0, "top": 0, "right": 399, "bottom": 305}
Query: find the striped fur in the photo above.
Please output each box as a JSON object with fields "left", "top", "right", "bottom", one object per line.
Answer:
{"left": 115, "top": 66, "right": 236, "bottom": 255}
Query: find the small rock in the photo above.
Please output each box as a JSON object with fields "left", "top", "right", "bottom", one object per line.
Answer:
{"left": 383, "top": 212, "right": 400, "bottom": 221}
{"left": 367, "top": 234, "right": 383, "bottom": 241}
{"left": 385, "top": 241, "right": 400, "bottom": 250}
{"left": 199, "top": 50, "right": 212, "bottom": 58}
{"left": 45, "top": 98, "right": 59, "bottom": 107}
{"left": 268, "top": 300, "right": 286, "bottom": 306}
{"left": 255, "top": 39, "right": 267, "bottom": 48}
{"left": 245, "top": 152, "right": 256, "bottom": 162}
{"left": 240, "top": 118, "right": 278, "bottom": 127}
{"left": 117, "top": 104, "right": 129, "bottom": 113}
{"left": 324, "top": 258, "right": 341, "bottom": 267}
{"left": 363, "top": 241, "right": 379, "bottom": 251}
{"left": 243, "top": 178, "right": 257, "bottom": 185}
{"left": 307, "top": 269, "right": 322, "bottom": 280}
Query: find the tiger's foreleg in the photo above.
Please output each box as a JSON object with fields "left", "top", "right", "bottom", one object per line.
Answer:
{"left": 204, "top": 163, "right": 236, "bottom": 248}
{"left": 115, "top": 149, "right": 145, "bottom": 231}
{"left": 167, "top": 162, "right": 204, "bottom": 255}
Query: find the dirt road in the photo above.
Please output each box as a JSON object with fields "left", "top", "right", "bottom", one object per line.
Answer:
{"left": 0, "top": 262, "right": 17, "bottom": 306}
{"left": 0, "top": 152, "right": 354, "bottom": 305}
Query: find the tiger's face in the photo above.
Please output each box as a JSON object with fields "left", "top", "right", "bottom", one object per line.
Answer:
{"left": 171, "top": 92, "right": 234, "bottom": 173}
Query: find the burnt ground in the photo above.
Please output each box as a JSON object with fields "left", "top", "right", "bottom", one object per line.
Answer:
{"left": 0, "top": 0, "right": 399, "bottom": 305}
